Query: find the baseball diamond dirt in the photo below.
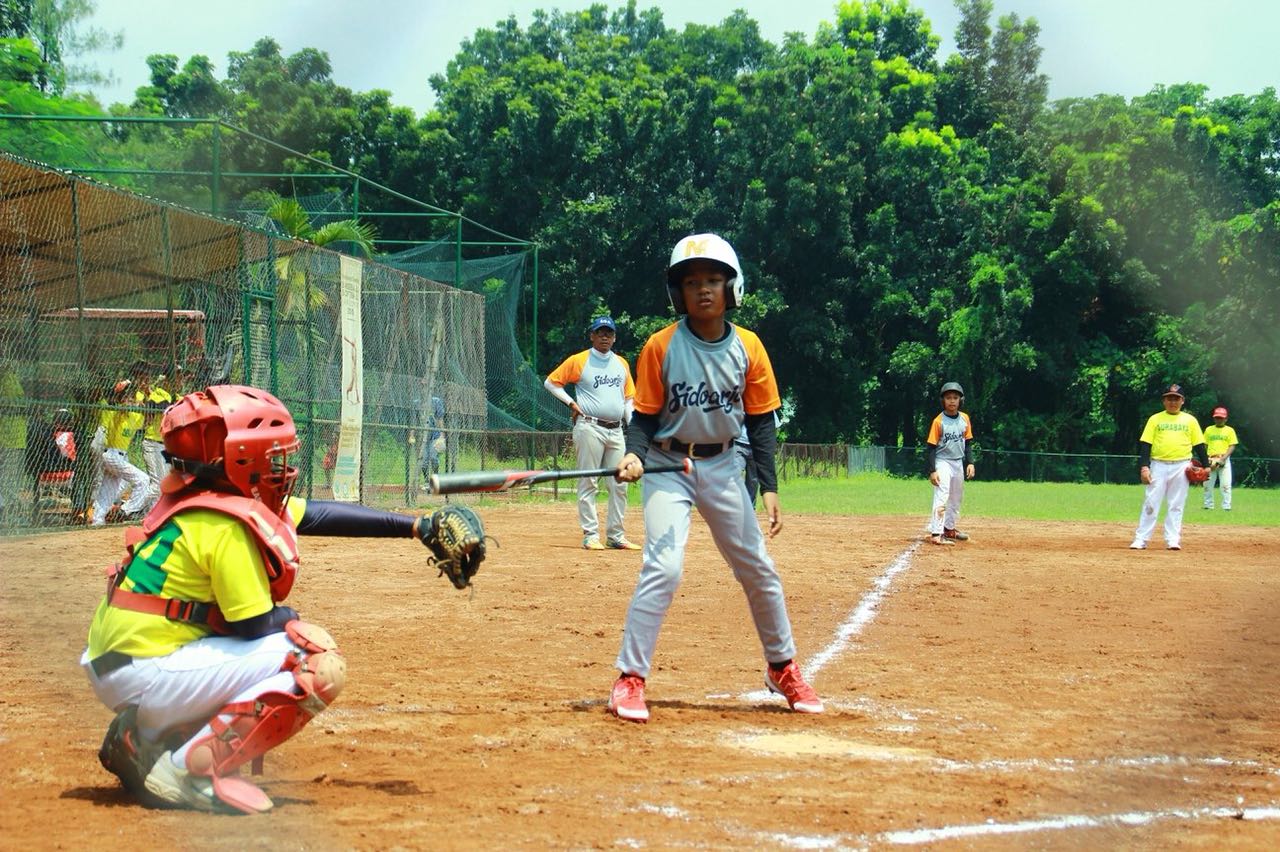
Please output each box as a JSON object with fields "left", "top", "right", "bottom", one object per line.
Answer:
{"left": 3, "top": 504, "right": 1280, "bottom": 849}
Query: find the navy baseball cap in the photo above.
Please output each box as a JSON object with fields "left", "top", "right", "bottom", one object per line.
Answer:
{"left": 589, "top": 316, "right": 616, "bottom": 333}
{"left": 1161, "top": 383, "right": 1185, "bottom": 398}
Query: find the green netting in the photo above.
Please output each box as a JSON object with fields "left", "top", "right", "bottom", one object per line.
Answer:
{"left": 0, "top": 151, "right": 488, "bottom": 529}
{"left": 383, "top": 241, "right": 570, "bottom": 432}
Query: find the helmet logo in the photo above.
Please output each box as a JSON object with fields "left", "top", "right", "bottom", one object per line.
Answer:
{"left": 682, "top": 238, "right": 710, "bottom": 258}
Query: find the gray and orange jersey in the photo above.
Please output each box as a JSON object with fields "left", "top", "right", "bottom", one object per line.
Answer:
{"left": 546, "top": 348, "right": 635, "bottom": 422}
{"left": 632, "top": 320, "right": 780, "bottom": 445}
{"left": 926, "top": 411, "right": 973, "bottom": 461}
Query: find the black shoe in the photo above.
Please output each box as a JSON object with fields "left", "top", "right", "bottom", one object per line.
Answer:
{"left": 99, "top": 705, "right": 166, "bottom": 804}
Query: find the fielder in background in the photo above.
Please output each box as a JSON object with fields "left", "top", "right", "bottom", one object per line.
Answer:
{"left": 609, "top": 233, "right": 823, "bottom": 723}
{"left": 925, "top": 381, "right": 975, "bottom": 546}
{"left": 418, "top": 394, "right": 447, "bottom": 478}
{"left": 1130, "top": 383, "right": 1209, "bottom": 551}
{"left": 544, "top": 315, "right": 641, "bottom": 551}
{"left": 133, "top": 362, "right": 172, "bottom": 514}
{"left": 91, "top": 379, "right": 151, "bottom": 526}
{"left": 1202, "top": 406, "right": 1238, "bottom": 511}
{"left": 85, "top": 384, "right": 483, "bottom": 814}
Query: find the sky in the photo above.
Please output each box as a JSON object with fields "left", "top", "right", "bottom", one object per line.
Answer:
{"left": 79, "top": 0, "right": 1278, "bottom": 117}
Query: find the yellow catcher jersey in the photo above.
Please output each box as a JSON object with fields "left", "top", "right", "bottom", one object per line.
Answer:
{"left": 1203, "top": 424, "right": 1238, "bottom": 457}
{"left": 87, "top": 497, "right": 307, "bottom": 659}
{"left": 1139, "top": 411, "right": 1204, "bottom": 461}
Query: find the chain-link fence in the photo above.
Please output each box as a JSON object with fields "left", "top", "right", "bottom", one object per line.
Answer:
{"left": 0, "top": 151, "right": 487, "bottom": 530}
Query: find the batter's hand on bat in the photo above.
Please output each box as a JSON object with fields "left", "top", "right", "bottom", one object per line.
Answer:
{"left": 762, "top": 492, "right": 782, "bottom": 539}
{"left": 616, "top": 452, "right": 644, "bottom": 483}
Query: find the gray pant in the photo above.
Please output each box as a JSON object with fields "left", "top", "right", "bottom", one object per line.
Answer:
{"left": 0, "top": 446, "right": 24, "bottom": 521}
{"left": 572, "top": 419, "right": 627, "bottom": 541}
{"left": 615, "top": 447, "right": 795, "bottom": 679}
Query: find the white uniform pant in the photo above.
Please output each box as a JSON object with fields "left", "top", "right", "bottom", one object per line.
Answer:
{"left": 92, "top": 448, "right": 150, "bottom": 525}
{"left": 928, "top": 457, "right": 965, "bottom": 535}
{"left": 615, "top": 447, "right": 796, "bottom": 679}
{"left": 142, "top": 438, "right": 168, "bottom": 512}
{"left": 82, "top": 633, "right": 301, "bottom": 749}
{"left": 1203, "top": 459, "right": 1232, "bottom": 509}
{"left": 1134, "top": 458, "right": 1190, "bottom": 547}
{"left": 572, "top": 419, "right": 627, "bottom": 541}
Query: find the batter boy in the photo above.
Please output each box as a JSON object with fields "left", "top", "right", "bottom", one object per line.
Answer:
{"left": 609, "top": 233, "right": 823, "bottom": 723}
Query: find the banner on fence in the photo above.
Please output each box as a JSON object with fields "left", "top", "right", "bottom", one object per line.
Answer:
{"left": 331, "top": 256, "right": 364, "bottom": 501}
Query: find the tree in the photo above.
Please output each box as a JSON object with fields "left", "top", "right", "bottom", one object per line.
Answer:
{"left": 26, "top": 0, "right": 121, "bottom": 94}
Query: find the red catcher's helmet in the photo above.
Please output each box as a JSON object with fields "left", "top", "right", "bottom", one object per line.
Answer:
{"left": 161, "top": 385, "right": 300, "bottom": 514}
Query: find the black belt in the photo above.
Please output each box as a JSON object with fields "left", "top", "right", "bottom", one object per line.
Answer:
{"left": 580, "top": 415, "right": 622, "bottom": 429}
{"left": 89, "top": 650, "right": 134, "bottom": 677}
{"left": 654, "top": 438, "right": 731, "bottom": 459}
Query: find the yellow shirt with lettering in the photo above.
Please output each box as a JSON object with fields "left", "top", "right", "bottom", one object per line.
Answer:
{"left": 1203, "top": 424, "right": 1238, "bottom": 458}
{"left": 1139, "top": 411, "right": 1204, "bottom": 462}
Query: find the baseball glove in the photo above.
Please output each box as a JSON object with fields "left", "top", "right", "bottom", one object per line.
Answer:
{"left": 419, "top": 504, "right": 487, "bottom": 589}
{"left": 1185, "top": 460, "right": 1211, "bottom": 484}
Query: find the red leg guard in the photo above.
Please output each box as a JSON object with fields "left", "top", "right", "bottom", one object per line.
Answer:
{"left": 184, "top": 620, "right": 346, "bottom": 813}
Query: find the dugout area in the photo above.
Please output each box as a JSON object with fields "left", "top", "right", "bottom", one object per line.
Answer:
{"left": 4, "top": 506, "right": 1280, "bottom": 848}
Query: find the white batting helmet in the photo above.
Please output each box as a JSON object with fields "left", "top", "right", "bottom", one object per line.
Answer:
{"left": 666, "top": 233, "right": 745, "bottom": 313}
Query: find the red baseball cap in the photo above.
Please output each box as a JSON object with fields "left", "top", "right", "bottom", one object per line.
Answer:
{"left": 1212, "top": 406, "right": 1228, "bottom": 418}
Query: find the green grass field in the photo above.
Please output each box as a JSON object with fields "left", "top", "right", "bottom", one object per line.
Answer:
{"left": 547, "top": 472, "right": 1280, "bottom": 527}
{"left": 776, "top": 473, "right": 1280, "bottom": 526}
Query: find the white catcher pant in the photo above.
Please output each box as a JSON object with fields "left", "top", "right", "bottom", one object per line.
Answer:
{"left": 1203, "top": 459, "right": 1233, "bottom": 509}
{"left": 928, "top": 457, "right": 965, "bottom": 535}
{"left": 141, "top": 438, "right": 168, "bottom": 512}
{"left": 614, "top": 446, "right": 796, "bottom": 679}
{"left": 81, "top": 632, "right": 304, "bottom": 747}
{"left": 1133, "top": 459, "right": 1191, "bottom": 547}
{"left": 92, "top": 448, "right": 150, "bottom": 524}
{"left": 572, "top": 419, "right": 628, "bottom": 541}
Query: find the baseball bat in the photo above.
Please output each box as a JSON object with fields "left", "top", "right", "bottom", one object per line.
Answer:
{"left": 429, "top": 457, "right": 693, "bottom": 495}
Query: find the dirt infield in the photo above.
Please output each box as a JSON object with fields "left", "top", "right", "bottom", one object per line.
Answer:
{"left": 3, "top": 504, "right": 1280, "bottom": 849}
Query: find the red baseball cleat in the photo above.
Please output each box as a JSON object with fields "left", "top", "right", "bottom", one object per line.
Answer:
{"left": 608, "top": 674, "right": 649, "bottom": 722}
{"left": 765, "top": 661, "right": 824, "bottom": 714}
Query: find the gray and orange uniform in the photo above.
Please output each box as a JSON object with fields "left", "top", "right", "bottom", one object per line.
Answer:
{"left": 925, "top": 409, "right": 973, "bottom": 536}
{"left": 614, "top": 318, "right": 792, "bottom": 678}
{"left": 544, "top": 340, "right": 637, "bottom": 545}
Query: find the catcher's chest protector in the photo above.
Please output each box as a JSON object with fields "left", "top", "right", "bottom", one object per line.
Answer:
{"left": 137, "top": 490, "right": 301, "bottom": 601}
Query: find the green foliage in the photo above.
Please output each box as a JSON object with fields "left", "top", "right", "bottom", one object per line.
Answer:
{"left": 1, "top": 1, "right": 1277, "bottom": 462}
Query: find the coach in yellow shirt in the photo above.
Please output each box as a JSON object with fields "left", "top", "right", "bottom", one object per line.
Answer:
{"left": 1130, "top": 383, "right": 1209, "bottom": 551}
{"left": 1202, "top": 406, "right": 1239, "bottom": 511}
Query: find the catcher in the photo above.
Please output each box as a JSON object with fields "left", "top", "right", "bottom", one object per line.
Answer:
{"left": 82, "top": 384, "right": 485, "bottom": 814}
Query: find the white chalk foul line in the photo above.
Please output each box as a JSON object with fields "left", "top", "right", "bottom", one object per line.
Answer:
{"left": 877, "top": 804, "right": 1280, "bottom": 845}
{"left": 806, "top": 541, "right": 921, "bottom": 679}
{"left": 739, "top": 541, "right": 920, "bottom": 703}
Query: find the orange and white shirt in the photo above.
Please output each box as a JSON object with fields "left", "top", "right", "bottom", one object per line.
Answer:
{"left": 633, "top": 320, "right": 779, "bottom": 444}
{"left": 546, "top": 349, "right": 635, "bottom": 422}
{"left": 926, "top": 411, "right": 973, "bottom": 461}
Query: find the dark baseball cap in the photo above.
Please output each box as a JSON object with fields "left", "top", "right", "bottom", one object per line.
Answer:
{"left": 1161, "top": 383, "right": 1185, "bottom": 398}
{"left": 589, "top": 316, "right": 616, "bottom": 333}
